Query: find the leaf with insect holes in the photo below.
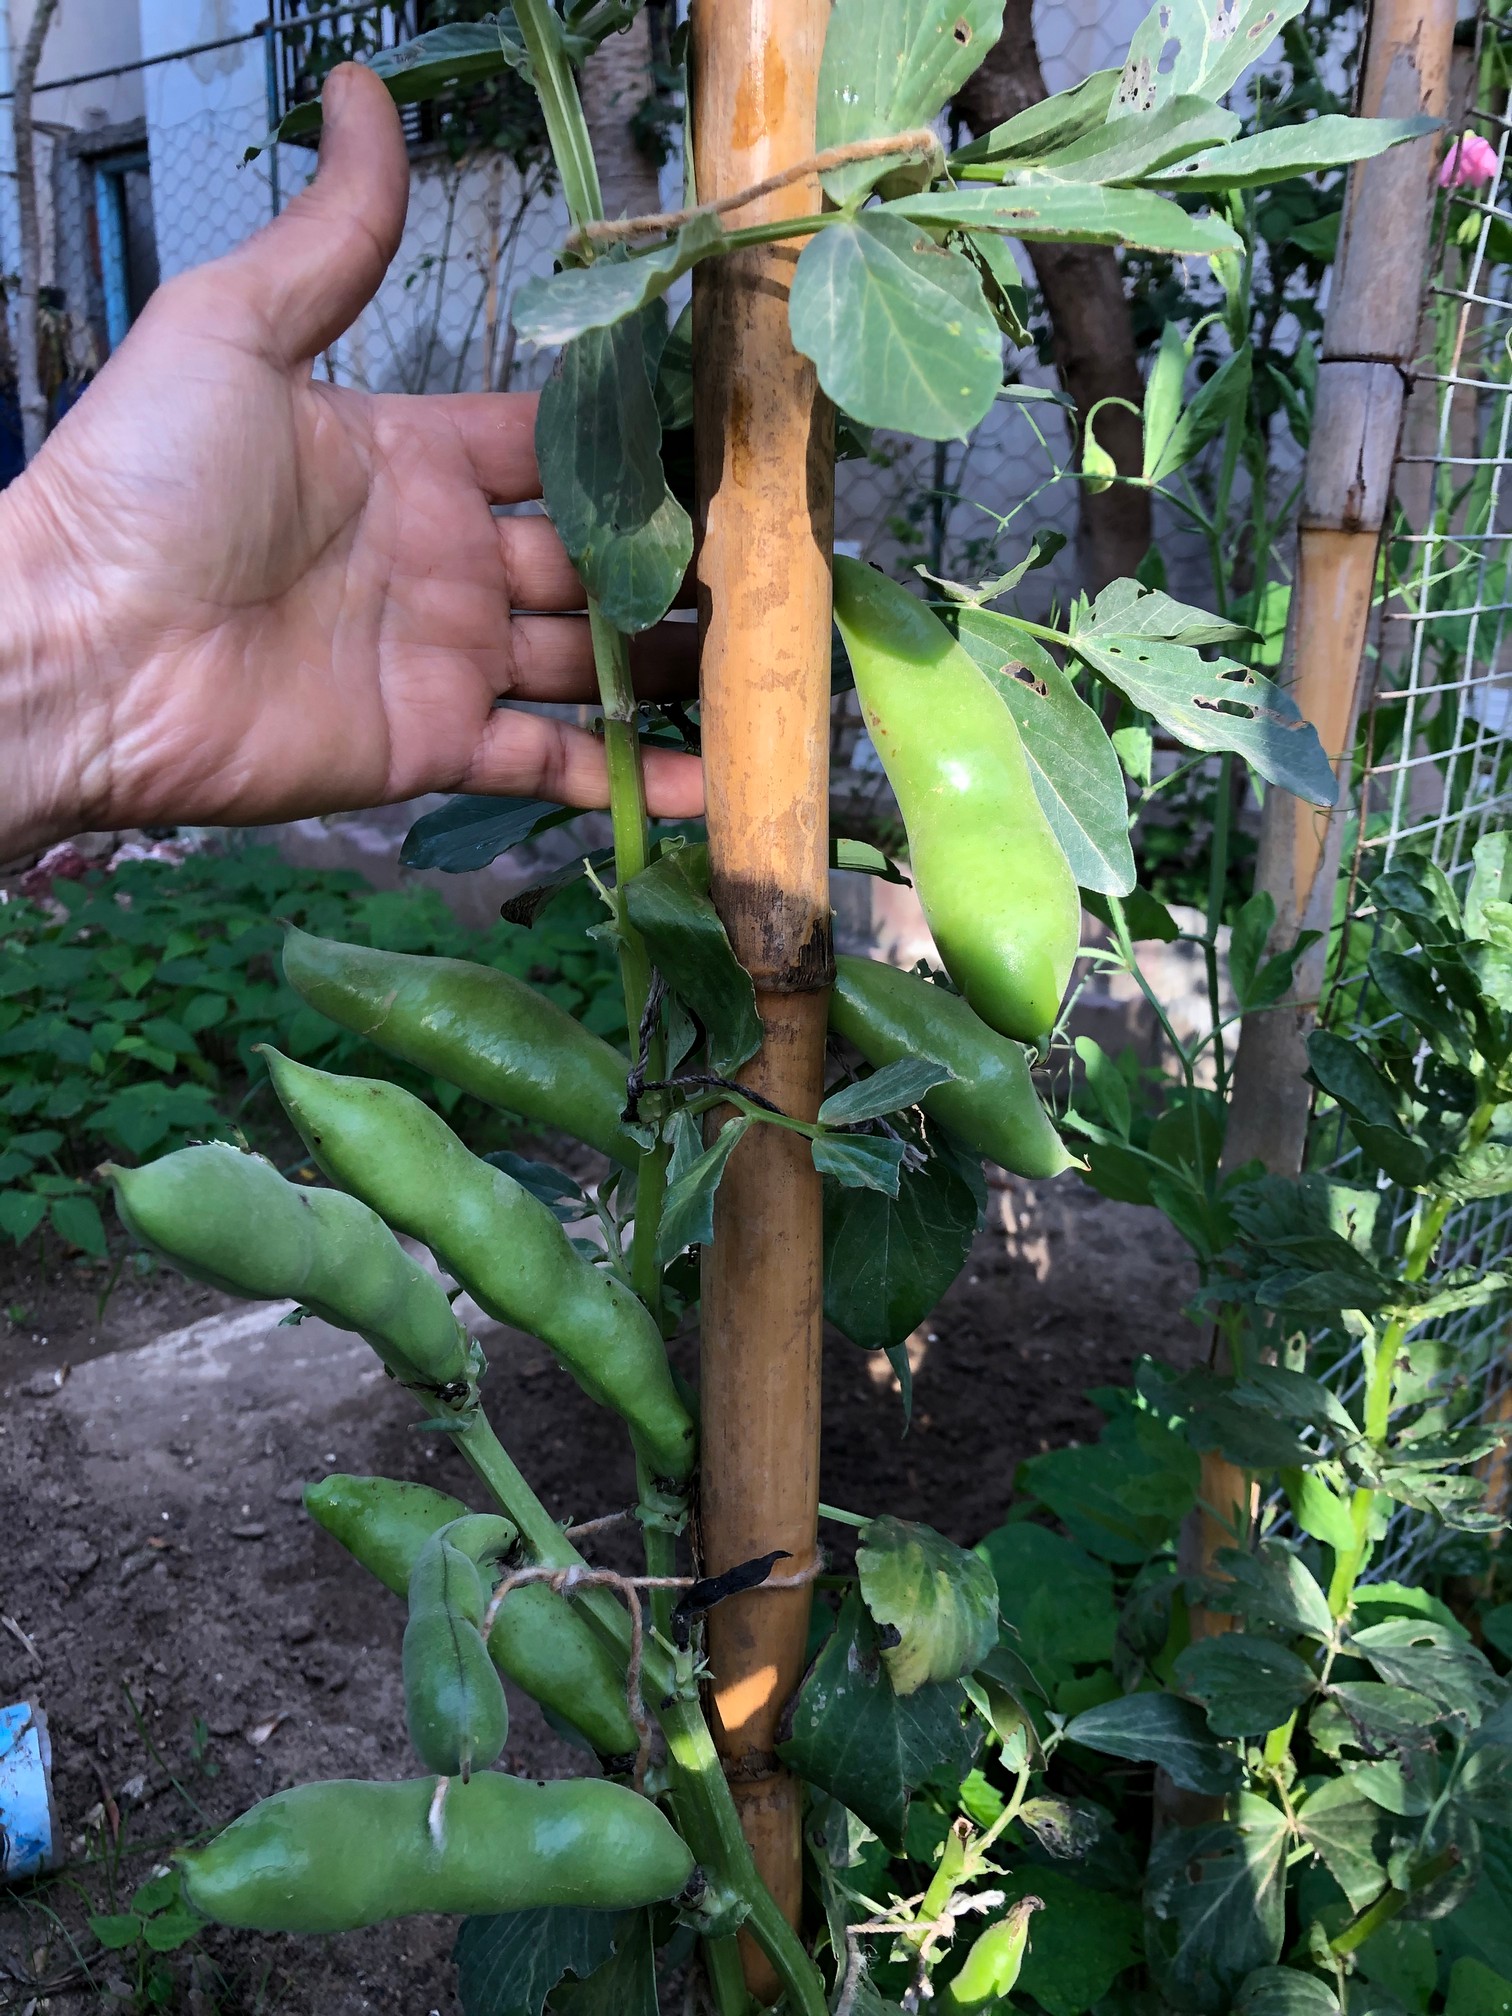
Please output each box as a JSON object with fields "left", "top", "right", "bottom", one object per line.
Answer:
{"left": 656, "top": 1118, "right": 750, "bottom": 1260}
{"left": 856, "top": 1514, "right": 999, "bottom": 1694}
{"left": 1143, "top": 1797, "right": 1289, "bottom": 2011}
{"left": 948, "top": 610, "right": 1136, "bottom": 895}
{"left": 1022, "top": 94, "right": 1238, "bottom": 184}
{"left": 1063, "top": 601, "right": 1337, "bottom": 805}
{"left": 882, "top": 181, "right": 1244, "bottom": 256}
{"left": 1112, "top": 0, "right": 1308, "bottom": 121}
{"left": 815, "top": 0, "right": 1003, "bottom": 205}
{"left": 789, "top": 213, "right": 1004, "bottom": 442}
{"left": 1150, "top": 114, "right": 1438, "bottom": 193}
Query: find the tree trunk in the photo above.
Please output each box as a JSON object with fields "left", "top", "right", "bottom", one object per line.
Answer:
{"left": 578, "top": 10, "right": 661, "bottom": 221}
{"left": 12, "top": 0, "right": 58, "bottom": 464}
{"left": 954, "top": 0, "right": 1150, "bottom": 588}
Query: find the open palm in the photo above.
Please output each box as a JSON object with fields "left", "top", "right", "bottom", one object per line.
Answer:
{"left": 8, "top": 63, "right": 698, "bottom": 850}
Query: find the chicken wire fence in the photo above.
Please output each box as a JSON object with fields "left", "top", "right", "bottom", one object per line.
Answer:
{"left": 1301, "top": 3, "right": 1512, "bottom": 1584}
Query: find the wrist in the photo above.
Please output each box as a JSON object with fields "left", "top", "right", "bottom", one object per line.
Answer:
{"left": 0, "top": 465, "right": 106, "bottom": 859}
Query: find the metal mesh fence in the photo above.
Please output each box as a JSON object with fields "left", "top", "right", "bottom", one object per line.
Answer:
{"left": 1303, "top": 5, "right": 1512, "bottom": 1581}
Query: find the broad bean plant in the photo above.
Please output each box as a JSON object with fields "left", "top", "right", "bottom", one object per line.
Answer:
{"left": 107, "top": 2, "right": 1460, "bottom": 2010}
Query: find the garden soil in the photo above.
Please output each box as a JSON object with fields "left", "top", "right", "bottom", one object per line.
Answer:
{"left": 0, "top": 1173, "right": 1196, "bottom": 2016}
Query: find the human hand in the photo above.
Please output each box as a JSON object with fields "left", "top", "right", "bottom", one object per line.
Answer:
{"left": 0, "top": 62, "right": 700, "bottom": 860}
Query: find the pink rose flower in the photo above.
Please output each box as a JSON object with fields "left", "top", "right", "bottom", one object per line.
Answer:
{"left": 1439, "top": 131, "right": 1499, "bottom": 190}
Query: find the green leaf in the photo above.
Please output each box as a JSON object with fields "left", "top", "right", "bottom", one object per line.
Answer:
{"left": 1149, "top": 115, "right": 1439, "bottom": 193}
{"left": 1313, "top": 1682, "right": 1442, "bottom": 1758}
{"left": 993, "top": 1867, "right": 1142, "bottom": 2016}
{"left": 812, "top": 1132, "right": 907, "bottom": 1196}
{"left": 50, "top": 1192, "right": 107, "bottom": 1258}
{"left": 548, "top": 1910, "right": 658, "bottom": 2016}
{"left": 399, "top": 796, "right": 578, "bottom": 874}
{"left": 815, "top": 0, "right": 1003, "bottom": 205}
{"left": 452, "top": 1905, "right": 631, "bottom": 2016}
{"left": 976, "top": 1524, "right": 1116, "bottom": 1677}
{"left": 776, "top": 1590, "right": 977, "bottom": 1848}
{"left": 952, "top": 68, "right": 1120, "bottom": 166}
{"left": 1357, "top": 1919, "right": 1437, "bottom": 2013}
{"left": 515, "top": 215, "right": 727, "bottom": 346}
{"left": 1468, "top": 830, "right": 1512, "bottom": 938}
{"left": 1295, "top": 1778, "right": 1393, "bottom": 1912}
{"left": 1065, "top": 1692, "right": 1241, "bottom": 1796}
{"left": 1446, "top": 1956, "right": 1512, "bottom": 2016}
{"left": 1147, "top": 344, "right": 1253, "bottom": 486}
{"left": 1021, "top": 1397, "right": 1199, "bottom": 1563}
{"left": 1063, "top": 607, "right": 1337, "bottom": 805}
{"left": 1175, "top": 1634, "right": 1317, "bottom": 1737}
{"left": 536, "top": 312, "right": 691, "bottom": 634}
{"left": 789, "top": 213, "right": 1003, "bottom": 442}
{"left": 1082, "top": 886, "right": 1180, "bottom": 941}
{"left": 1368, "top": 949, "right": 1469, "bottom": 1060}
{"left": 1112, "top": 0, "right": 1307, "bottom": 120}
{"left": 249, "top": 20, "right": 528, "bottom": 154}
{"left": 856, "top": 1515, "right": 999, "bottom": 1694}
{"left": 657, "top": 1117, "right": 751, "bottom": 1261}
{"left": 89, "top": 1915, "right": 143, "bottom": 1951}
{"left": 131, "top": 1873, "right": 182, "bottom": 1915}
{"left": 0, "top": 1189, "right": 47, "bottom": 1243}
{"left": 819, "top": 1057, "right": 954, "bottom": 1126}
{"left": 1144, "top": 1797, "right": 1289, "bottom": 2015}
{"left": 882, "top": 181, "right": 1244, "bottom": 256}
{"left": 622, "top": 848, "right": 761, "bottom": 1077}
{"left": 1347, "top": 1619, "right": 1499, "bottom": 1727}
{"left": 1143, "top": 322, "right": 1192, "bottom": 481}
{"left": 947, "top": 611, "right": 1136, "bottom": 894}
{"left": 1234, "top": 1970, "right": 1342, "bottom": 2016}
{"left": 142, "top": 1908, "right": 201, "bottom": 1953}
{"left": 961, "top": 231, "right": 1032, "bottom": 341}
{"left": 1210, "top": 1543, "right": 1334, "bottom": 1643}
{"left": 823, "top": 1146, "right": 978, "bottom": 1352}
{"left": 1027, "top": 94, "right": 1239, "bottom": 185}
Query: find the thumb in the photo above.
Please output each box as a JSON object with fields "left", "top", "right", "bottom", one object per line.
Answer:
{"left": 225, "top": 63, "right": 409, "bottom": 366}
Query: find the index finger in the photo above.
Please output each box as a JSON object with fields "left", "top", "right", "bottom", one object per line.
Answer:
{"left": 445, "top": 390, "right": 542, "bottom": 505}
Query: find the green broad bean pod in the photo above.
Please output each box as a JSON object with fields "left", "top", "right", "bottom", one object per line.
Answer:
{"left": 263, "top": 1050, "right": 695, "bottom": 1485}
{"left": 280, "top": 926, "right": 639, "bottom": 1166}
{"left": 105, "top": 1145, "right": 476, "bottom": 1399}
{"left": 832, "top": 557, "right": 1081, "bottom": 1049}
{"left": 939, "top": 1897, "right": 1042, "bottom": 2012}
{"left": 402, "top": 1517, "right": 514, "bottom": 1781}
{"left": 303, "top": 1474, "right": 641, "bottom": 1767}
{"left": 178, "top": 1773, "right": 696, "bottom": 1933}
{"left": 829, "top": 956, "right": 1074, "bottom": 1180}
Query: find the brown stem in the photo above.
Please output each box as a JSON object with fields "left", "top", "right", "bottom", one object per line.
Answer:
{"left": 952, "top": 0, "right": 1151, "bottom": 588}
{"left": 691, "top": 0, "right": 835, "bottom": 1997}
{"left": 570, "top": 127, "right": 942, "bottom": 249}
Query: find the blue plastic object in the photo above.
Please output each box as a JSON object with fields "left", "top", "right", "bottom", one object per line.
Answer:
{"left": 1, "top": 1702, "right": 56, "bottom": 1881}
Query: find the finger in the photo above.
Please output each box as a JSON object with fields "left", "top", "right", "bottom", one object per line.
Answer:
{"left": 510, "top": 616, "right": 699, "bottom": 702}
{"left": 461, "top": 711, "right": 704, "bottom": 817}
{"left": 451, "top": 391, "right": 541, "bottom": 503}
{"left": 500, "top": 513, "right": 585, "bottom": 611}
{"left": 220, "top": 65, "right": 409, "bottom": 365}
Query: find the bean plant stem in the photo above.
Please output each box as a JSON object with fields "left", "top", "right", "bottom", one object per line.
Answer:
{"left": 1326, "top": 1105, "right": 1492, "bottom": 1615}
{"left": 472, "top": 25, "right": 818, "bottom": 2011}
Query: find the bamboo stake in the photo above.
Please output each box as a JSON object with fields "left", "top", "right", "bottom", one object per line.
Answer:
{"left": 690, "top": 2, "right": 834, "bottom": 1996}
{"left": 1170, "top": 0, "right": 1458, "bottom": 1785}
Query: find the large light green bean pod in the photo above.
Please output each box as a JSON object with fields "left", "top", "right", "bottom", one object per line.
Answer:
{"left": 263, "top": 1050, "right": 695, "bottom": 1485}
{"left": 303, "top": 1474, "right": 640, "bottom": 1767}
{"left": 105, "top": 1144, "right": 476, "bottom": 1399}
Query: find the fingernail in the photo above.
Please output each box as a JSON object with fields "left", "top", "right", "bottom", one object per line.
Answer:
{"left": 323, "top": 64, "right": 352, "bottom": 122}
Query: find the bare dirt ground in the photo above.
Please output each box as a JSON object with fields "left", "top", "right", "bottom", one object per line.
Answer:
{"left": 0, "top": 1171, "right": 1197, "bottom": 2016}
